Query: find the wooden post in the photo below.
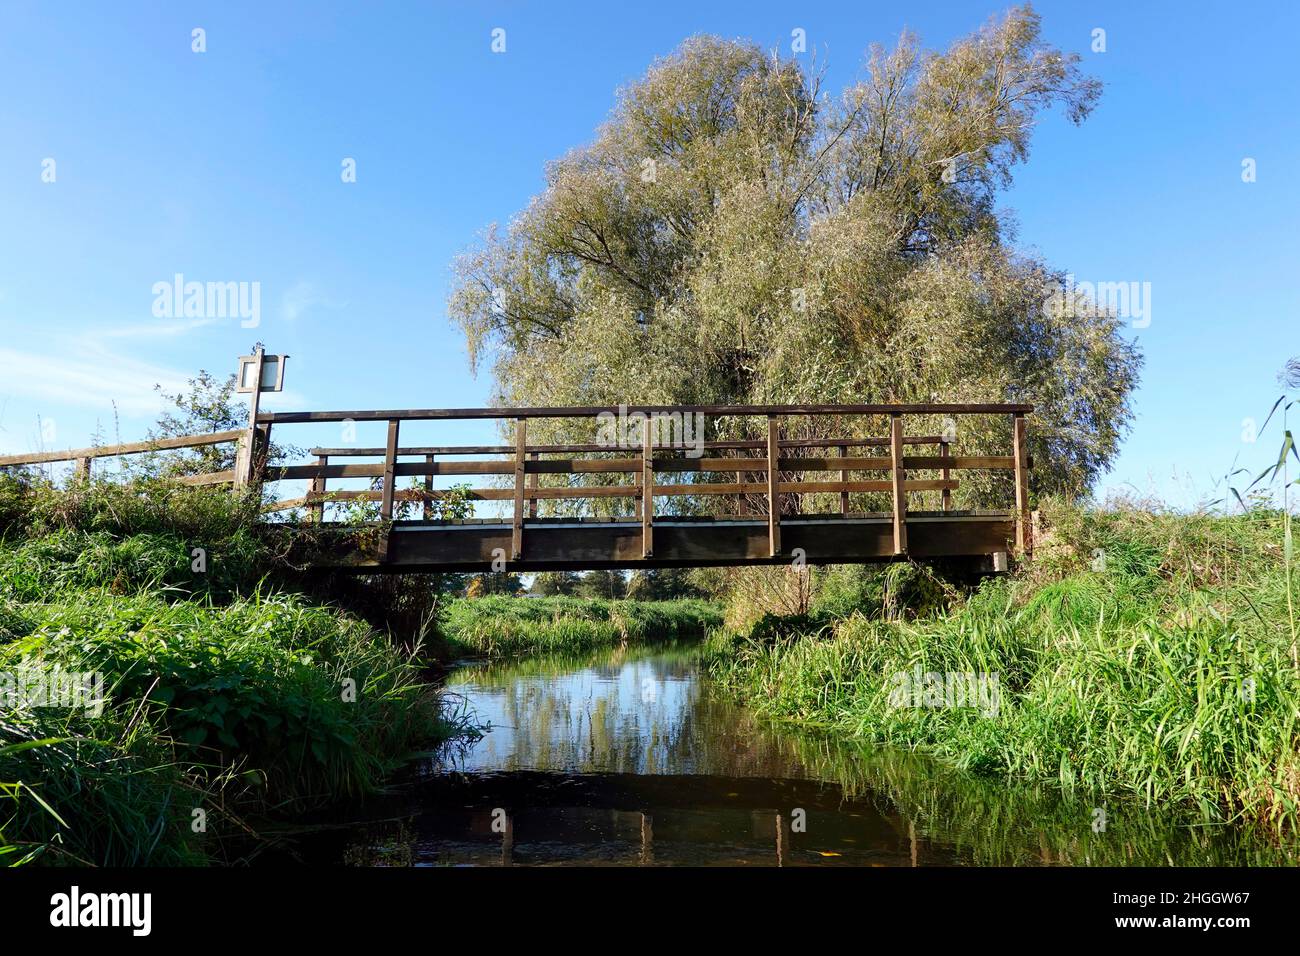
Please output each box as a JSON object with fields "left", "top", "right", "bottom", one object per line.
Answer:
{"left": 380, "top": 420, "right": 399, "bottom": 521}
{"left": 234, "top": 345, "right": 264, "bottom": 488}
{"left": 890, "top": 413, "right": 907, "bottom": 555}
{"left": 255, "top": 423, "right": 272, "bottom": 486}
{"left": 640, "top": 812, "right": 654, "bottom": 866}
{"left": 1013, "top": 413, "right": 1031, "bottom": 555}
{"left": 767, "top": 415, "right": 781, "bottom": 557}
{"left": 310, "top": 454, "right": 327, "bottom": 523}
{"left": 423, "top": 454, "right": 435, "bottom": 521}
{"left": 642, "top": 420, "right": 654, "bottom": 558}
{"left": 511, "top": 418, "right": 526, "bottom": 560}
{"left": 528, "top": 452, "right": 538, "bottom": 519}
{"left": 838, "top": 443, "right": 849, "bottom": 516}
{"left": 940, "top": 439, "right": 952, "bottom": 513}
{"left": 75, "top": 456, "right": 92, "bottom": 482}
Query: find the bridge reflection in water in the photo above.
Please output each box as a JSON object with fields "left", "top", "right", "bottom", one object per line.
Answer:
{"left": 288, "top": 646, "right": 1289, "bottom": 868}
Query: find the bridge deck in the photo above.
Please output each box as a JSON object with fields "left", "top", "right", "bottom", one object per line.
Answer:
{"left": 314, "top": 511, "right": 1016, "bottom": 572}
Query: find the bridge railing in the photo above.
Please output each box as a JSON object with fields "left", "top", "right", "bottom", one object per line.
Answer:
{"left": 252, "top": 403, "right": 1033, "bottom": 558}
{"left": 0, "top": 429, "right": 244, "bottom": 485}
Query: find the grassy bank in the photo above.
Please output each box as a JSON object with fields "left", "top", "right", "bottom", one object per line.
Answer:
{"left": 0, "top": 477, "right": 475, "bottom": 865}
{"left": 705, "top": 501, "right": 1300, "bottom": 834}
{"left": 442, "top": 595, "right": 723, "bottom": 658}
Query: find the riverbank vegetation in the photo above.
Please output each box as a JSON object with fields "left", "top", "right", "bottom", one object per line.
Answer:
{"left": 0, "top": 476, "right": 476, "bottom": 865}
{"left": 704, "top": 499, "right": 1300, "bottom": 835}
{"left": 441, "top": 595, "right": 722, "bottom": 658}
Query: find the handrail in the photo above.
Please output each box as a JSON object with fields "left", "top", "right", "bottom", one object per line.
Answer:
{"left": 305, "top": 436, "right": 949, "bottom": 457}
{"left": 259, "top": 402, "right": 1032, "bottom": 424}
{"left": 0, "top": 429, "right": 244, "bottom": 468}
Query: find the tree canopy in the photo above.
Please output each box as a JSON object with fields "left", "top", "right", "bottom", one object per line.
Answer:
{"left": 450, "top": 6, "right": 1141, "bottom": 500}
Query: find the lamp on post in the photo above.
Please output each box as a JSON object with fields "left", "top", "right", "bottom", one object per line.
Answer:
{"left": 233, "top": 347, "right": 288, "bottom": 488}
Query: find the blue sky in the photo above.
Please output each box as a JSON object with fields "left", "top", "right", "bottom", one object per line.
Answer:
{"left": 1, "top": 0, "right": 1296, "bottom": 507}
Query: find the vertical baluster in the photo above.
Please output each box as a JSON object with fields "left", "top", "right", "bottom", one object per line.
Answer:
{"left": 940, "top": 439, "right": 952, "bottom": 513}
{"left": 890, "top": 414, "right": 907, "bottom": 555}
{"left": 1013, "top": 413, "right": 1031, "bottom": 555}
{"left": 767, "top": 416, "right": 781, "bottom": 557}
{"left": 838, "top": 442, "right": 849, "bottom": 516}
{"left": 512, "top": 418, "right": 527, "bottom": 560}
{"left": 423, "top": 454, "right": 435, "bottom": 521}
{"left": 380, "top": 420, "right": 399, "bottom": 521}
{"left": 311, "top": 454, "right": 327, "bottom": 523}
{"left": 642, "top": 420, "right": 654, "bottom": 558}
{"left": 528, "top": 451, "right": 539, "bottom": 519}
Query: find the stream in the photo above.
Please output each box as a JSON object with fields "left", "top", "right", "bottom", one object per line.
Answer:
{"left": 288, "top": 643, "right": 1290, "bottom": 866}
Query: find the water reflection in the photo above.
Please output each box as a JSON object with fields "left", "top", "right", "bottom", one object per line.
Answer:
{"left": 317, "top": 644, "right": 1296, "bottom": 867}
{"left": 443, "top": 644, "right": 814, "bottom": 778}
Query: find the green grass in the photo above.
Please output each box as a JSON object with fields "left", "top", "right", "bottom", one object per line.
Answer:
{"left": 0, "top": 475, "right": 477, "bottom": 865}
{"left": 705, "top": 500, "right": 1300, "bottom": 834}
{"left": 442, "top": 595, "right": 723, "bottom": 658}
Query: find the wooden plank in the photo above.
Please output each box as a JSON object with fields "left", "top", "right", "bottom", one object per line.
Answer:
{"left": 940, "top": 442, "right": 952, "bottom": 513}
{"left": 0, "top": 428, "right": 243, "bottom": 467}
{"left": 270, "top": 463, "right": 385, "bottom": 481}
{"left": 890, "top": 414, "right": 907, "bottom": 555}
{"left": 767, "top": 416, "right": 781, "bottom": 556}
{"left": 306, "top": 436, "right": 949, "bottom": 457}
{"left": 838, "top": 444, "right": 848, "bottom": 515}
{"left": 380, "top": 420, "right": 400, "bottom": 521}
{"left": 642, "top": 420, "right": 654, "bottom": 557}
{"left": 271, "top": 455, "right": 1007, "bottom": 482}
{"left": 512, "top": 418, "right": 526, "bottom": 560}
{"left": 1013, "top": 413, "right": 1031, "bottom": 554}
{"left": 263, "top": 402, "right": 1035, "bottom": 425}
{"left": 177, "top": 469, "right": 236, "bottom": 486}
{"left": 528, "top": 452, "right": 538, "bottom": 519}
{"left": 291, "top": 478, "right": 958, "bottom": 506}
{"left": 234, "top": 345, "right": 265, "bottom": 488}
{"left": 423, "top": 454, "right": 435, "bottom": 521}
{"left": 901, "top": 455, "right": 1014, "bottom": 470}
{"left": 311, "top": 455, "right": 327, "bottom": 523}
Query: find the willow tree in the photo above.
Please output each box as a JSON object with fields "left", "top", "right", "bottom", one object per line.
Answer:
{"left": 450, "top": 6, "right": 1141, "bottom": 505}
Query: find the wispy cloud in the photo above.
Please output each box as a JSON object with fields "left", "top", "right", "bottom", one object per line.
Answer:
{"left": 0, "top": 345, "right": 189, "bottom": 416}
{"left": 0, "top": 342, "right": 309, "bottom": 423}
{"left": 280, "top": 281, "right": 346, "bottom": 322}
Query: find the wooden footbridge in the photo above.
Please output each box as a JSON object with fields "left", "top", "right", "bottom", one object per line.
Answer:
{"left": 2, "top": 357, "right": 1034, "bottom": 574}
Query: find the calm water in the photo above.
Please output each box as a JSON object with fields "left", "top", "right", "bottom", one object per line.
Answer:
{"left": 289, "top": 643, "right": 1292, "bottom": 866}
